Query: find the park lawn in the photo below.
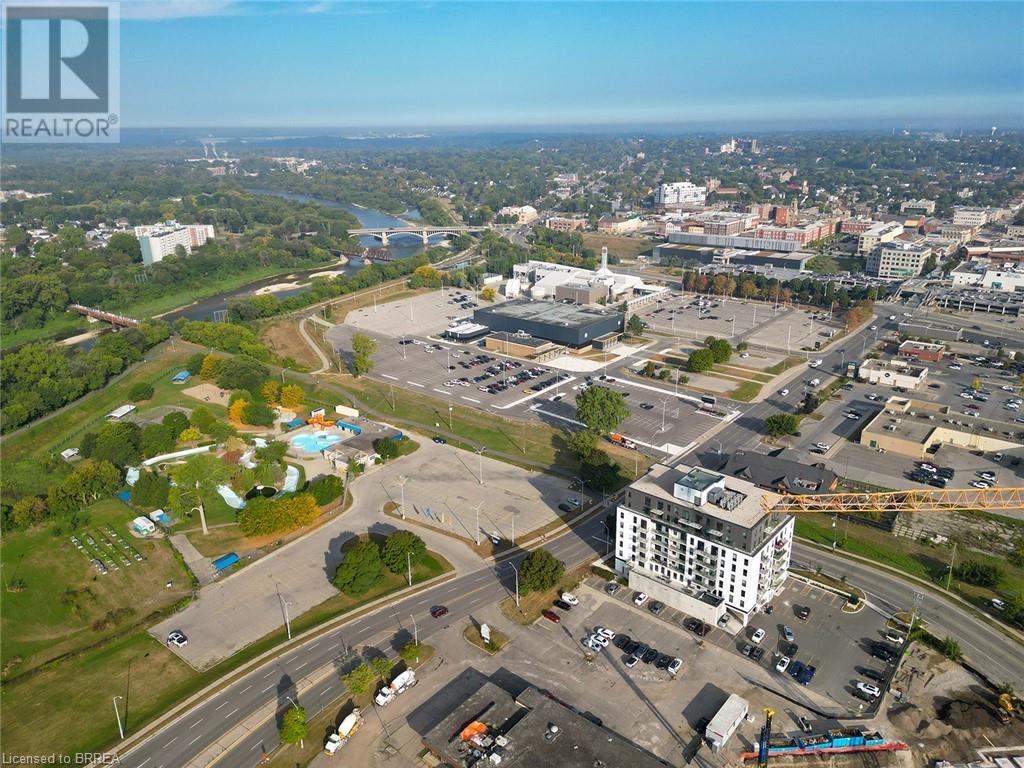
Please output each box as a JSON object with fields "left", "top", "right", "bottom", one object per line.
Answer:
{"left": 765, "top": 356, "right": 805, "bottom": 376}
{"left": 581, "top": 233, "right": 651, "bottom": 260}
{"left": 499, "top": 565, "right": 587, "bottom": 626}
{"left": 1, "top": 543, "right": 452, "bottom": 759}
{"left": 0, "top": 498, "right": 193, "bottom": 677}
{"left": 464, "top": 625, "right": 510, "bottom": 654}
{"left": 727, "top": 380, "right": 763, "bottom": 402}
{"left": 0, "top": 313, "right": 90, "bottom": 350}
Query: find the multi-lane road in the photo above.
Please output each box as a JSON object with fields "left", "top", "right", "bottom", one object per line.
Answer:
{"left": 115, "top": 305, "right": 1024, "bottom": 768}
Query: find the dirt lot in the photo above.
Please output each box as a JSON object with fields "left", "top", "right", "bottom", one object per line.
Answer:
{"left": 260, "top": 317, "right": 322, "bottom": 369}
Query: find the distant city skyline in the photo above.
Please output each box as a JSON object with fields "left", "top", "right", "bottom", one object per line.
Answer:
{"left": 119, "top": 1, "right": 1024, "bottom": 129}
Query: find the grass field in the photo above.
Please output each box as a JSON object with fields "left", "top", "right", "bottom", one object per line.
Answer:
{"left": 0, "top": 498, "right": 193, "bottom": 676}
{"left": 581, "top": 233, "right": 652, "bottom": 261}
{"left": 0, "top": 541, "right": 452, "bottom": 758}
{"left": 727, "top": 380, "right": 764, "bottom": 402}
{"left": 499, "top": 565, "right": 586, "bottom": 625}
{"left": 1, "top": 313, "right": 90, "bottom": 350}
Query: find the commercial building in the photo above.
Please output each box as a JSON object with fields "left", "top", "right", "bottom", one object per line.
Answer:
{"left": 1008, "top": 224, "right": 1024, "bottom": 239}
{"left": 866, "top": 241, "right": 932, "bottom": 278}
{"left": 856, "top": 358, "right": 929, "bottom": 390}
{"left": 841, "top": 216, "right": 879, "bottom": 235}
{"left": 497, "top": 205, "right": 538, "bottom": 224}
{"left": 857, "top": 221, "right": 904, "bottom": 256}
{"left": 655, "top": 181, "right": 707, "bottom": 209}
{"left": 952, "top": 206, "right": 1011, "bottom": 228}
{"left": 900, "top": 199, "right": 937, "bottom": 216}
{"left": 473, "top": 299, "right": 623, "bottom": 349}
{"left": 134, "top": 221, "right": 215, "bottom": 265}
{"left": 860, "top": 397, "right": 1024, "bottom": 459}
{"left": 951, "top": 263, "right": 1024, "bottom": 292}
{"left": 509, "top": 252, "right": 666, "bottom": 305}
{"left": 543, "top": 216, "right": 586, "bottom": 232}
{"left": 897, "top": 340, "right": 945, "bottom": 364}
{"left": 597, "top": 214, "right": 645, "bottom": 234}
{"left": 483, "top": 331, "right": 560, "bottom": 359}
{"left": 667, "top": 231, "right": 805, "bottom": 253}
{"left": 938, "top": 223, "right": 976, "bottom": 243}
{"left": 651, "top": 243, "right": 811, "bottom": 272}
{"left": 715, "top": 451, "right": 838, "bottom": 495}
{"left": 614, "top": 463, "right": 793, "bottom": 628}
{"left": 751, "top": 218, "right": 836, "bottom": 246}
{"left": 420, "top": 668, "right": 672, "bottom": 768}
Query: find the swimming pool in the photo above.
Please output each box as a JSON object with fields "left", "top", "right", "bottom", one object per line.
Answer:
{"left": 290, "top": 431, "right": 342, "bottom": 453}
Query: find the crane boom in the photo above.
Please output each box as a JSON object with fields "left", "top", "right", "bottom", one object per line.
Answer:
{"left": 762, "top": 487, "right": 1024, "bottom": 515}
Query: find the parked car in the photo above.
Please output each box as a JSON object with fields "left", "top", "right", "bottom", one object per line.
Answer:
{"left": 779, "top": 388, "right": 790, "bottom": 396}
{"left": 633, "top": 591, "right": 649, "bottom": 607}
{"left": 541, "top": 609, "right": 561, "bottom": 624}
{"left": 167, "top": 630, "right": 188, "bottom": 648}
{"left": 775, "top": 655, "right": 791, "bottom": 673}
{"left": 605, "top": 582, "right": 621, "bottom": 596}
{"left": 649, "top": 600, "right": 666, "bottom": 616}
{"left": 624, "top": 655, "right": 639, "bottom": 668}
{"left": 783, "top": 626, "right": 795, "bottom": 642}
{"left": 751, "top": 628, "right": 766, "bottom": 644}
{"left": 797, "top": 607, "right": 810, "bottom": 621}
{"left": 788, "top": 660, "right": 805, "bottom": 680}
{"left": 667, "top": 657, "right": 682, "bottom": 676}
{"left": 856, "top": 682, "right": 881, "bottom": 698}
{"left": 554, "top": 599, "right": 573, "bottom": 611}
{"left": 860, "top": 667, "right": 886, "bottom": 682}
{"left": 595, "top": 626, "right": 616, "bottom": 640}
{"left": 641, "top": 647, "right": 659, "bottom": 664}
{"left": 797, "top": 665, "right": 817, "bottom": 686}
{"left": 883, "top": 632, "right": 905, "bottom": 645}
{"left": 798, "top": 716, "right": 813, "bottom": 733}
{"left": 561, "top": 592, "right": 579, "bottom": 606}
{"left": 432, "top": 436, "right": 447, "bottom": 444}
{"left": 613, "top": 634, "right": 631, "bottom": 650}
{"left": 655, "top": 654, "right": 673, "bottom": 670}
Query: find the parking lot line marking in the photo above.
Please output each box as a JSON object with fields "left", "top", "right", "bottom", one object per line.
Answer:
{"left": 407, "top": 381, "right": 424, "bottom": 388}
{"left": 164, "top": 737, "right": 177, "bottom": 747}
{"left": 382, "top": 374, "right": 398, "bottom": 380}
{"left": 295, "top": 661, "right": 308, "bottom": 671}
{"left": 137, "top": 759, "right": 152, "bottom": 768}
{"left": 461, "top": 396, "right": 480, "bottom": 403}
{"left": 238, "top": 684, "right": 251, "bottom": 694}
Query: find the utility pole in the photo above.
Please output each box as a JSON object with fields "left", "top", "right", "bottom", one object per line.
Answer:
{"left": 407, "top": 552, "right": 413, "bottom": 587}
{"left": 473, "top": 502, "right": 484, "bottom": 546}
{"left": 475, "top": 447, "right": 486, "bottom": 485}
{"left": 113, "top": 696, "right": 124, "bottom": 740}
{"left": 410, "top": 613, "right": 418, "bottom": 645}
{"left": 508, "top": 562, "right": 520, "bottom": 607}
{"left": 397, "top": 476, "right": 408, "bottom": 520}
{"left": 946, "top": 542, "right": 958, "bottom": 591}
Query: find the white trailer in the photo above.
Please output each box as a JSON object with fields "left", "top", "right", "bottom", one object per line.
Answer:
{"left": 705, "top": 693, "right": 748, "bottom": 753}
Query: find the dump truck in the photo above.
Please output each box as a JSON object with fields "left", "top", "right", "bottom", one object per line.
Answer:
{"left": 609, "top": 433, "right": 638, "bottom": 450}
{"left": 373, "top": 669, "right": 418, "bottom": 707}
{"left": 324, "top": 709, "right": 363, "bottom": 755}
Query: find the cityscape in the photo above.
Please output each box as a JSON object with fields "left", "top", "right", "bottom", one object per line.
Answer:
{"left": 2, "top": 2, "right": 1024, "bottom": 768}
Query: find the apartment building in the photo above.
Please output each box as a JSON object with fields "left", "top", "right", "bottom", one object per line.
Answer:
{"left": 900, "top": 199, "right": 936, "bottom": 216}
{"left": 597, "top": 214, "right": 644, "bottom": 234}
{"left": 497, "top": 205, "right": 539, "bottom": 224}
{"left": 866, "top": 241, "right": 932, "bottom": 278}
{"left": 614, "top": 464, "right": 793, "bottom": 627}
{"left": 752, "top": 218, "right": 836, "bottom": 246}
{"left": 543, "top": 216, "right": 586, "bottom": 232}
{"left": 134, "top": 221, "right": 215, "bottom": 266}
{"left": 655, "top": 181, "right": 707, "bottom": 209}
{"left": 857, "top": 221, "right": 904, "bottom": 256}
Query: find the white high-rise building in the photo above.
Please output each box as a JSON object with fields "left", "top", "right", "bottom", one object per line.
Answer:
{"left": 655, "top": 182, "right": 707, "bottom": 209}
{"left": 134, "top": 221, "right": 215, "bottom": 265}
{"left": 614, "top": 463, "right": 793, "bottom": 627}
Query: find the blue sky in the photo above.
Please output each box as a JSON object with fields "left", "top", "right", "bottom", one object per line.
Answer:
{"left": 119, "top": 1, "right": 1024, "bottom": 129}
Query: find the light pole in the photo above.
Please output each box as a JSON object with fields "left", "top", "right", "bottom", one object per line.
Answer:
{"left": 113, "top": 696, "right": 124, "bottom": 740}
{"left": 401, "top": 335, "right": 406, "bottom": 359}
{"left": 713, "top": 439, "right": 723, "bottom": 455}
{"left": 410, "top": 613, "right": 418, "bottom": 645}
{"left": 661, "top": 398, "right": 668, "bottom": 432}
{"left": 475, "top": 446, "right": 486, "bottom": 485}
{"left": 407, "top": 551, "right": 413, "bottom": 587}
{"left": 281, "top": 596, "right": 293, "bottom": 640}
{"left": 508, "top": 562, "right": 520, "bottom": 607}
{"left": 600, "top": 520, "right": 611, "bottom": 556}
{"left": 397, "top": 476, "right": 408, "bottom": 520}
{"left": 473, "top": 501, "right": 483, "bottom": 546}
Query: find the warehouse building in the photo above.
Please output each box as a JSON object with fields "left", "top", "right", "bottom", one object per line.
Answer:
{"left": 473, "top": 300, "right": 624, "bottom": 349}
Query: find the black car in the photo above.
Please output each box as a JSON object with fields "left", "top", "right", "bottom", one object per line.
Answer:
{"left": 624, "top": 640, "right": 642, "bottom": 656}
{"left": 694, "top": 716, "right": 710, "bottom": 735}
{"left": 784, "top": 642, "right": 798, "bottom": 658}
{"left": 553, "top": 599, "right": 573, "bottom": 611}
{"left": 859, "top": 667, "right": 886, "bottom": 682}
{"left": 741, "top": 643, "right": 754, "bottom": 658}
{"left": 750, "top": 646, "right": 765, "bottom": 662}
{"left": 937, "top": 467, "right": 955, "bottom": 479}
{"left": 641, "top": 647, "right": 659, "bottom": 664}
{"left": 871, "top": 647, "right": 896, "bottom": 663}
{"left": 557, "top": 502, "right": 573, "bottom": 513}
{"left": 613, "top": 634, "right": 631, "bottom": 650}
{"left": 655, "top": 653, "right": 672, "bottom": 669}
{"left": 649, "top": 600, "right": 666, "bottom": 616}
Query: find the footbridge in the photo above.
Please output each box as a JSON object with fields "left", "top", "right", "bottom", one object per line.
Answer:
{"left": 348, "top": 225, "right": 486, "bottom": 245}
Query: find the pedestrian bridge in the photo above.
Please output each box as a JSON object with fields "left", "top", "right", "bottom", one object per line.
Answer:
{"left": 348, "top": 225, "right": 486, "bottom": 245}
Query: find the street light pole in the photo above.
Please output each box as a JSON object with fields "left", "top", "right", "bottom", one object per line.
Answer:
{"left": 410, "top": 613, "right": 418, "bottom": 645}
{"left": 282, "top": 597, "right": 292, "bottom": 640}
{"left": 113, "top": 696, "right": 124, "bottom": 740}
{"left": 508, "top": 562, "right": 520, "bottom": 607}
{"left": 407, "top": 551, "right": 413, "bottom": 587}
{"left": 473, "top": 502, "right": 483, "bottom": 546}
{"left": 476, "top": 447, "right": 486, "bottom": 485}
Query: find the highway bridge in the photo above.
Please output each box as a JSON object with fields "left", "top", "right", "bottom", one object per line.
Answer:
{"left": 348, "top": 225, "right": 486, "bottom": 245}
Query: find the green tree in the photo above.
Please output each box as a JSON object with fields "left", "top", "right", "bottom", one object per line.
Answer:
{"left": 237, "top": 493, "right": 319, "bottom": 536}
{"left": 162, "top": 410, "right": 190, "bottom": 438}
{"left": 374, "top": 437, "right": 399, "bottom": 461}
{"left": 371, "top": 656, "right": 392, "bottom": 680}
{"left": 350, "top": 332, "right": 378, "bottom": 376}
{"left": 92, "top": 421, "right": 142, "bottom": 467}
{"left": 381, "top": 530, "right": 426, "bottom": 573}
{"left": 279, "top": 705, "right": 308, "bottom": 745}
{"left": 480, "top": 286, "right": 497, "bottom": 301}
{"left": 279, "top": 384, "right": 304, "bottom": 409}
{"left": 241, "top": 400, "right": 276, "bottom": 427}
{"left": 185, "top": 352, "right": 206, "bottom": 375}
{"left": 11, "top": 496, "right": 47, "bottom": 529}
{"left": 687, "top": 349, "right": 715, "bottom": 372}
{"left": 167, "top": 454, "right": 232, "bottom": 530}
{"left": 140, "top": 424, "right": 176, "bottom": 458}
{"left": 131, "top": 470, "right": 170, "bottom": 508}
{"left": 566, "top": 429, "right": 599, "bottom": 460}
{"left": 575, "top": 386, "right": 629, "bottom": 435}
{"left": 332, "top": 539, "right": 385, "bottom": 596}
{"left": 940, "top": 636, "right": 963, "bottom": 661}
{"left": 342, "top": 663, "right": 376, "bottom": 696}
{"left": 216, "top": 355, "right": 270, "bottom": 392}
{"left": 626, "top": 314, "right": 644, "bottom": 336}
{"left": 519, "top": 548, "right": 564, "bottom": 594}
{"left": 128, "top": 382, "right": 155, "bottom": 401}
{"left": 971, "top": 375, "right": 983, "bottom": 391}
{"left": 580, "top": 449, "right": 622, "bottom": 492}
{"left": 399, "top": 640, "right": 423, "bottom": 663}
{"left": 705, "top": 337, "right": 733, "bottom": 364}
{"left": 764, "top": 412, "right": 801, "bottom": 438}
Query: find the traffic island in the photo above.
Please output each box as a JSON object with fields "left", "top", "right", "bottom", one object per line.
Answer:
{"left": 463, "top": 625, "right": 510, "bottom": 655}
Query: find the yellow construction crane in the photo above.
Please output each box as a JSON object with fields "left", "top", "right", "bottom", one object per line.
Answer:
{"left": 761, "top": 486, "right": 1024, "bottom": 515}
{"left": 757, "top": 707, "right": 774, "bottom": 768}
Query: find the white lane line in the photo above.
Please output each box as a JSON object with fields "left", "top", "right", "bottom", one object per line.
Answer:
{"left": 433, "top": 388, "right": 448, "bottom": 395}
{"left": 215, "top": 700, "right": 228, "bottom": 710}
{"left": 164, "top": 737, "right": 177, "bottom": 747}
{"left": 382, "top": 374, "right": 398, "bottom": 380}
{"left": 461, "top": 396, "right": 480, "bottom": 403}
{"left": 309, "top": 641, "right": 320, "bottom": 649}
{"left": 189, "top": 719, "right": 204, "bottom": 729}
{"left": 262, "top": 684, "right": 275, "bottom": 693}
{"left": 188, "top": 735, "right": 204, "bottom": 747}
{"left": 407, "top": 381, "right": 424, "bottom": 388}
{"left": 226, "top": 708, "right": 239, "bottom": 719}
{"left": 263, "top": 669, "right": 276, "bottom": 679}
{"left": 239, "top": 684, "right": 251, "bottom": 694}
{"left": 529, "top": 406, "right": 585, "bottom": 427}
{"left": 137, "top": 759, "right": 152, "bottom": 768}
{"left": 295, "top": 661, "right": 308, "bottom": 671}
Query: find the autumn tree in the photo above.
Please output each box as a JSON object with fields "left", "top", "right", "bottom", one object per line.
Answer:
{"left": 279, "top": 384, "right": 304, "bottom": 409}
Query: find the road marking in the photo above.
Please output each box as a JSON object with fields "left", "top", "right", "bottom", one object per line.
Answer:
{"left": 226, "top": 708, "right": 239, "bottom": 719}
{"left": 215, "top": 700, "right": 228, "bottom": 710}
{"left": 408, "top": 381, "right": 424, "bottom": 388}
{"left": 137, "top": 759, "right": 152, "bottom": 768}
{"left": 262, "top": 684, "right": 275, "bottom": 693}
{"left": 189, "top": 719, "right": 204, "bottom": 729}
{"left": 239, "top": 684, "right": 251, "bottom": 694}
{"left": 433, "top": 388, "right": 448, "bottom": 395}
{"left": 295, "top": 661, "right": 308, "bottom": 671}
{"left": 188, "top": 735, "right": 204, "bottom": 747}
{"left": 309, "top": 641, "right": 320, "bottom": 649}
{"left": 164, "top": 737, "right": 177, "bottom": 747}
{"left": 382, "top": 373, "right": 398, "bottom": 380}
{"left": 461, "top": 396, "right": 480, "bottom": 403}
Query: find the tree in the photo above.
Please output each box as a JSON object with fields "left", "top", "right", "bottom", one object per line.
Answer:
{"left": 480, "top": 286, "right": 497, "bottom": 301}
{"left": 971, "top": 375, "right": 983, "bottom": 391}
{"left": 167, "top": 454, "right": 232, "bottom": 533}
{"left": 580, "top": 449, "right": 622, "bottom": 493}
{"left": 260, "top": 380, "right": 281, "bottom": 404}
{"left": 332, "top": 538, "right": 385, "bottom": 595}
{"left": 178, "top": 426, "right": 202, "bottom": 442}
{"left": 371, "top": 656, "right": 393, "bottom": 680}
{"left": 92, "top": 421, "right": 142, "bottom": 467}
{"left": 519, "top": 548, "right": 564, "bottom": 594}
{"left": 131, "top": 470, "right": 170, "bottom": 508}
{"left": 374, "top": 437, "right": 399, "bottom": 461}
{"left": 228, "top": 399, "right": 248, "bottom": 424}
{"left": 241, "top": 400, "right": 276, "bottom": 426}
{"left": 566, "top": 429, "right": 598, "bottom": 461}
{"left": 140, "top": 424, "right": 176, "bottom": 458}
{"left": 46, "top": 460, "right": 122, "bottom": 517}
{"left": 279, "top": 705, "right": 308, "bottom": 745}
{"left": 185, "top": 352, "right": 206, "bottom": 375}
{"left": 350, "top": 332, "right": 378, "bottom": 376}
{"left": 199, "top": 354, "right": 224, "bottom": 380}
{"left": 279, "top": 384, "right": 304, "bottom": 409}
{"left": 575, "top": 386, "right": 629, "bottom": 435}
{"left": 642, "top": 361, "right": 657, "bottom": 378}
{"left": 626, "top": 314, "right": 644, "bottom": 336}
{"left": 764, "top": 412, "right": 801, "bottom": 438}
{"left": 381, "top": 530, "right": 426, "bottom": 573}
{"left": 342, "top": 663, "right": 376, "bottom": 696}
{"left": 237, "top": 493, "right": 319, "bottom": 536}
{"left": 687, "top": 349, "right": 715, "bottom": 372}
{"left": 308, "top": 474, "right": 345, "bottom": 505}
{"left": 129, "top": 382, "right": 155, "bottom": 401}
{"left": 705, "top": 337, "right": 733, "bottom": 364}
{"left": 162, "top": 410, "right": 190, "bottom": 438}
{"left": 399, "top": 640, "right": 423, "bottom": 663}
{"left": 216, "top": 355, "right": 270, "bottom": 393}
{"left": 940, "top": 636, "right": 963, "bottom": 661}
{"left": 11, "top": 496, "right": 47, "bottom": 529}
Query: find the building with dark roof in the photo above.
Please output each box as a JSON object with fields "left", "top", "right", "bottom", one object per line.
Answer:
{"left": 473, "top": 299, "right": 623, "bottom": 348}
{"left": 418, "top": 668, "right": 671, "bottom": 768}
{"left": 715, "top": 451, "right": 838, "bottom": 495}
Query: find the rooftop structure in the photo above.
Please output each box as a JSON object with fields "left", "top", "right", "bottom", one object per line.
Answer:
{"left": 473, "top": 299, "right": 624, "bottom": 348}
{"left": 715, "top": 451, "right": 838, "bottom": 495}
{"left": 856, "top": 358, "right": 929, "bottom": 390}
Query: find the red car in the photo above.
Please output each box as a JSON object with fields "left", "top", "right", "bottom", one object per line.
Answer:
{"left": 797, "top": 607, "right": 811, "bottom": 621}
{"left": 430, "top": 606, "right": 449, "bottom": 619}
{"left": 541, "top": 609, "right": 561, "bottom": 624}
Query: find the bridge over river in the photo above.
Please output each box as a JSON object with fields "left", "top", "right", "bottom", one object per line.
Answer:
{"left": 347, "top": 225, "right": 486, "bottom": 245}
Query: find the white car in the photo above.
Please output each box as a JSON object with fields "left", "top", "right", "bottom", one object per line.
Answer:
{"left": 582, "top": 636, "right": 600, "bottom": 650}
{"left": 779, "top": 389, "right": 789, "bottom": 396}
{"left": 888, "top": 315, "right": 897, "bottom": 321}
{"left": 167, "top": 630, "right": 188, "bottom": 648}
{"left": 970, "top": 480, "right": 992, "bottom": 489}
{"left": 866, "top": 393, "right": 880, "bottom": 401}
{"left": 883, "top": 632, "right": 905, "bottom": 645}
{"left": 809, "top": 378, "right": 821, "bottom": 387}
{"left": 857, "top": 682, "right": 881, "bottom": 698}
{"left": 845, "top": 412, "right": 861, "bottom": 420}
{"left": 870, "top": 325, "right": 878, "bottom": 331}
{"left": 814, "top": 443, "right": 831, "bottom": 451}
{"left": 595, "top": 626, "right": 616, "bottom": 640}
{"left": 667, "top": 657, "right": 682, "bottom": 676}
{"left": 1002, "top": 385, "right": 1015, "bottom": 392}
{"left": 949, "top": 363, "right": 962, "bottom": 371}
{"left": 775, "top": 655, "right": 790, "bottom": 673}
{"left": 589, "top": 634, "right": 610, "bottom": 648}
{"left": 751, "top": 628, "right": 766, "bottom": 644}
{"left": 561, "top": 592, "right": 579, "bottom": 606}
{"left": 808, "top": 359, "right": 822, "bottom": 369}
{"left": 633, "top": 592, "right": 649, "bottom": 607}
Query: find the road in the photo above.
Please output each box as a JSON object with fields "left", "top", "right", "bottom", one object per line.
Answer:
{"left": 113, "top": 512, "right": 611, "bottom": 768}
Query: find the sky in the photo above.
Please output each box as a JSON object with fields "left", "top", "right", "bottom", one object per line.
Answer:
{"left": 117, "top": 0, "right": 1024, "bottom": 129}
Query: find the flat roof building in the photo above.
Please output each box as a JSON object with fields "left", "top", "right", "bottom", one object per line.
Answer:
{"left": 135, "top": 221, "right": 215, "bottom": 266}
{"left": 473, "top": 300, "right": 623, "bottom": 348}
{"left": 856, "top": 358, "right": 929, "bottom": 390}
{"left": 897, "top": 340, "right": 945, "bottom": 363}
{"left": 614, "top": 463, "right": 792, "bottom": 627}
{"left": 866, "top": 241, "right": 932, "bottom": 279}
{"left": 715, "top": 451, "right": 838, "bottom": 495}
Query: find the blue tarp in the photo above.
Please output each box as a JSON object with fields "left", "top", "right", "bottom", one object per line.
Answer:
{"left": 171, "top": 370, "right": 191, "bottom": 382}
{"left": 212, "top": 552, "right": 240, "bottom": 571}
{"left": 285, "top": 419, "right": 305, "bottom": 429}
{"left": 337, "top": 420, "right": 362, "bottom": 435}
{"left": 117, "top": 490, "right": 131, "bottom": 503}
{"left": 389, "top": 431, "right": 404, "bottom": 441}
